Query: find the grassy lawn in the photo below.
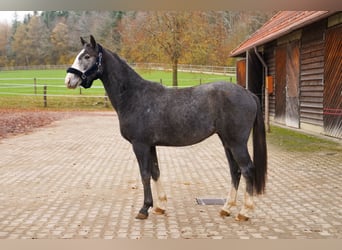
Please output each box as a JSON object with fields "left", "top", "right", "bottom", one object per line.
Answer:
{"left": 0, "top": 68, "right": 235, "bottom": 110}
{"left": 267, "top": 125, "right": 342, "bottom": 153}
{"left": 138, "top": 69, "right": 235, "bottom": 86}
{"left": 0, "top": 69, "right": 105, "bottom": 96}
{"left": 0, "top": 70, "right": 236, "bottom": 110}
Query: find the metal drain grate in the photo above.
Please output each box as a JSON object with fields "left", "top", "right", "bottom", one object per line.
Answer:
{"left": 196, "top": 198, "right": 226, "bottom": 205}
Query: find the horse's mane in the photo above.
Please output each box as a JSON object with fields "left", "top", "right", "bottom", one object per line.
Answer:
{"left": 106, "top": 50, "right": 141, "bottom": 80}
{"left": 106, "top": 48, "right": 166, "bottom": 92}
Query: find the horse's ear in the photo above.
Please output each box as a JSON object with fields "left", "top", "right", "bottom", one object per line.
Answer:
{"left": 90, "top": 35, "right": 97, "bottom": 49}
{"left": 80, "top": 37, "right": 87, "bottom": 46}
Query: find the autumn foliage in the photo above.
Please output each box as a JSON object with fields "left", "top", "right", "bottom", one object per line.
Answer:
{"left": 0, "top": 11, "right": 275, "bottom": 69}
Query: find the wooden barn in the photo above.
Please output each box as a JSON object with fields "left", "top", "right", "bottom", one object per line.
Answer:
{"left": 230, "top": 11, "right": 341, "bottom": 139}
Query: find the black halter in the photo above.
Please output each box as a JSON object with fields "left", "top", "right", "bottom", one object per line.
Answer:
{"left": 67, "top": 44, "right": 103, "bottom": 89}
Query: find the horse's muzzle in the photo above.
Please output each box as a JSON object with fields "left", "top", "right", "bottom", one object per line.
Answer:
{"left": 65, "top": 73, "right": 81, "bottom": 89}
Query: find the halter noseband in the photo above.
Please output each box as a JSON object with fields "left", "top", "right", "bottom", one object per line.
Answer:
{"left": 67, "top": 44, "right": 103, "bottom": 89}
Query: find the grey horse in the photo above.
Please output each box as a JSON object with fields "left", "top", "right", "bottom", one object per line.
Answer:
{"left": 65, "top": 35, "right": 267, "bottom": 221}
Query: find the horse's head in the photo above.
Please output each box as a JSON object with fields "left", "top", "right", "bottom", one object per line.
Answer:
{"left": 65, "top": 35, "right": 103, "bottom": 89}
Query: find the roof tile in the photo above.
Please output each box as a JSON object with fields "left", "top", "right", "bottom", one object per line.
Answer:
{"left": 230, "top": 11, "right": 333, "bottom": 57}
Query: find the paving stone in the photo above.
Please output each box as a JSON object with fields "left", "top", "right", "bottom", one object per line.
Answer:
{"left": 0, "top": 112, "right": 341, "bottom": 239}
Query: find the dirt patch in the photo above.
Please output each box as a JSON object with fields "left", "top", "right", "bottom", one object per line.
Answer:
{"left": 0, "top": 109, "right": 71, "bottom": 140}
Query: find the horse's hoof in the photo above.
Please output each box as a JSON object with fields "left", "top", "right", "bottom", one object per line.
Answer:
{"left": 235, "top": 213, "right": 249, "bottom": 221}
{"left": 219, "top": 210, "right": 230, "bottom": 217}
{"left": 135, "top": 212, "right": 148, "bottom": 220}
{"left": 153, "top": 207, "right": 165, "bottom": 215}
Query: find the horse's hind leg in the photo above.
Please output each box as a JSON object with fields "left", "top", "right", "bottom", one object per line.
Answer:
{"left": 151, "top": 146, "right": 167, "bottom": 215}
{"left": 230, "top": 145, "right": 255, "bottom": 221}
{"left": 220, "top": 147, "right": 241, "bottom": 217}
{"left": 236, "top": 188, "right": 254, "bottom": 221}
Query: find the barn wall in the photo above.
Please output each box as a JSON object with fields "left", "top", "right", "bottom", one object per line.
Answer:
{"left": 247, "top": 50, "right": 263, "bottom": 103}
{"left": 233, "top": 13, "right": 341, "bottom": 138}
{"left": 274, "top": 45, "right": 287, "bottom": 124}
{"left": 324, "top": 23, "right": 342, "bottom": 138}
{"left": 300, "top": 20, "right": 326, "bottom": 127}
{"left": 264, "top": 43, "right": 276, "bottom": 118}
{"left": 236, "top": 59, "right": 246, "bottom": 88}
{"left": 286, "top": 40, "right": 300, "bottom": 128}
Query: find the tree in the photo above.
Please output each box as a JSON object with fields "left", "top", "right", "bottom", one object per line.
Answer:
{"left": 50, "top": 22, "right": 70, "bottom": 64}
{"left": 11, "top": 23, "right": 29, "bottom": 65}
{"left": 0, "top": 22, "right": 11, "bottom": 67}
{"left": 181, "top": 12, "right": 232, "bottom": 66}
{"left": 146, "top": 12, "right": 190, "bottom": 87}
{"left": 12, "top": 16, "right": 50, "bottom": 65}
{"left": 3, "top": 10, "right": 276, "bottom": 68}
{"left": 41, "top": 11, "right": 69, "bottom": 29}
{"left": 120, "top": 11, "right": 192, "bottom": 87}
{"left": 119, "top": 12, "right": 158, "bottom": 62}
{"left": 120, "top": 11, "right": 242, "bottom": 85}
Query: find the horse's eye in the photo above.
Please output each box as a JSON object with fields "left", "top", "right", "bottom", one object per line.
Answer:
{"left": 84, "top": 55, "right": 90, "bottom": 60}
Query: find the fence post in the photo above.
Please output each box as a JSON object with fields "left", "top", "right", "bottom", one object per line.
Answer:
{"left": 34, "top": 78, "right": 37, "bottom": 95}
{"left": 43, "top": 85, "right": 47, "bottom": 108}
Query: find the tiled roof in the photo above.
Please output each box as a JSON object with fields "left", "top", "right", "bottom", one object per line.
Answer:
{"left": 230, "top": 11, "right": 334, "bottom": 57}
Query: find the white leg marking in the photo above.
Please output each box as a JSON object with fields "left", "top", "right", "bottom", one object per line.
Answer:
{"left": 239, "top": 191, "right": 254, "bottom": 216}
{"left": 236, "top": 177, "right": 254, "bottom": 220}
{"left": 221, "top": 186, "right": 237, "bottom": 216}
{"left": 153, "top": 179, "right": 167, "bottom": 212}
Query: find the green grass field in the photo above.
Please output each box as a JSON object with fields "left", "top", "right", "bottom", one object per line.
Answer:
{"left": 0, "top": 68, "right": 235, "bottom": 110}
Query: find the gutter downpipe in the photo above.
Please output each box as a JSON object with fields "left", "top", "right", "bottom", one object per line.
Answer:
{"left": 246, "top": 50, "right": 249, "bottom": 90}
{"left": 254, "top": 46, "right": 270, "bottom": 133}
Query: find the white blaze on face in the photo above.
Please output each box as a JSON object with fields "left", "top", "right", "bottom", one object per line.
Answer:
{"left": 65, "top": 49, "right": 85, "bottom": 89}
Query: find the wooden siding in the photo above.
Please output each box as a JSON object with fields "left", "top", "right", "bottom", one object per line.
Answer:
{"left": 273, "top": 40, "right": 301, "bottom": 127}
{"left": 286, "top": 40, "right": 300, "bottom": 128}
{"left": 236, "top": 59, "right": 246, "bottom": 88}
{"left": 264, "top": 45, "right": 276, "bottom": 118}
{"left": 275, "top": 45, "right": 287, "bottom": 124}
{"left": 299, "top": 21, "right": 326, "bottom": 127}
{"left": 234, "top": 13, "right": 341, "bottom": 138}
{"left": 324, "top": 24, "right": 342, "bottom": 138}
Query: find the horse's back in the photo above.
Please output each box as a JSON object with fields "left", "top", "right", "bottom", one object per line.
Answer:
{"left": 196, "top": 81, "right": 257, "bottom": 114}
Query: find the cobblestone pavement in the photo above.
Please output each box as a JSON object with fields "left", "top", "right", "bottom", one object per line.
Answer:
{"left": 0, "top": 112, "right": 341, "bottom": 239}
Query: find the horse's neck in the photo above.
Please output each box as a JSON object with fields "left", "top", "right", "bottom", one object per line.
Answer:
{"left": 100, "top": 50, "right": 141, "bottom": 111}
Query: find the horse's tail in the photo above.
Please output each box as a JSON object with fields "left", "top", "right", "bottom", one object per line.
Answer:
{"left": 252, "top": 95, "right": 267, "bottom": 195}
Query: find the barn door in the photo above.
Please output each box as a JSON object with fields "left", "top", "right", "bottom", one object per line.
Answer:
{"left": 285, "top": 40, "right": 300, "bottom": 128}
{"left": 324, "top": 25, "right": 342, "bottom": 138}
{"left": 275, "top": 41, "right": 300, "bottom": 128}
{"left": 236, "top": 59, "right": 246, "bottom": 88}
{"left": 275, "top": 45, "right": 287, "bottom": 124}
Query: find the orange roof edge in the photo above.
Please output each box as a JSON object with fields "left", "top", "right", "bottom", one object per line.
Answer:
{"left": 230, "top": 11, "right": 335, "bottom": 57}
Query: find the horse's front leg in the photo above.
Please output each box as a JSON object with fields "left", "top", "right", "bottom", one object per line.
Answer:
{"left": 150, "top": 146, "right": 167, "bottom": 215}
{"left": 132, "top": 143, "right": 154, "bottom": 220}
